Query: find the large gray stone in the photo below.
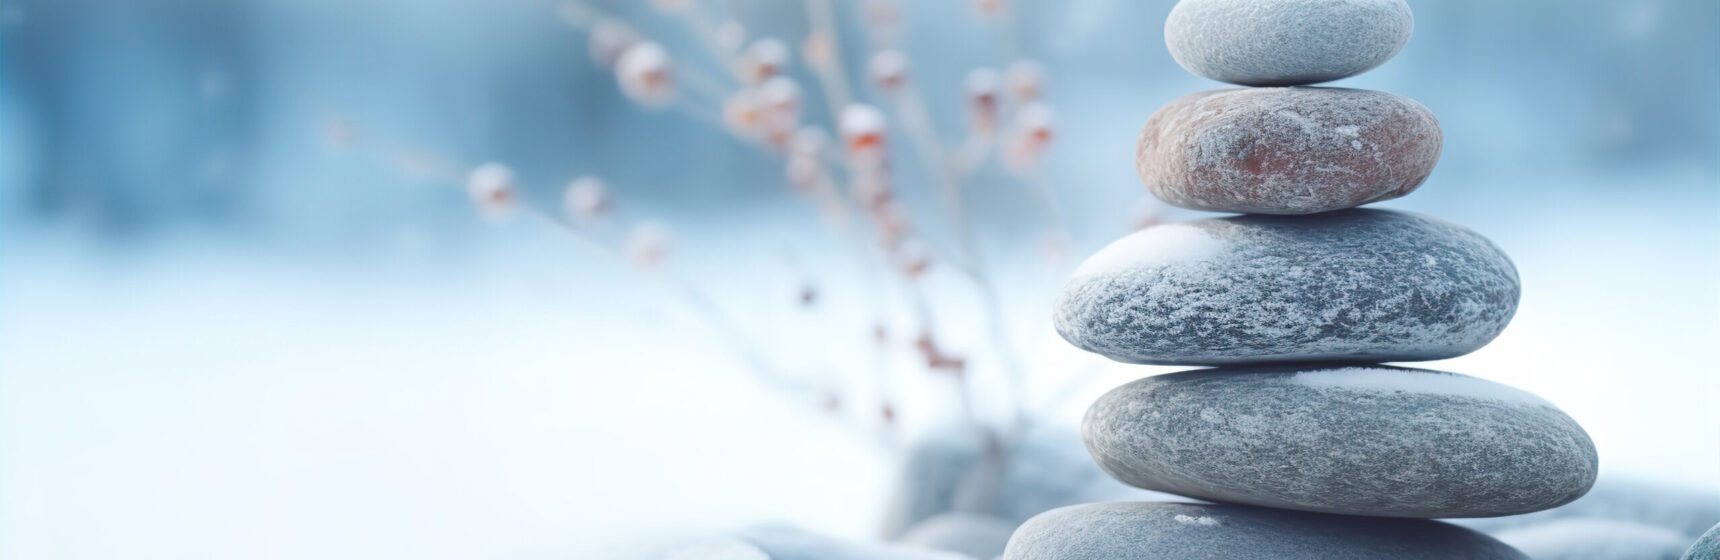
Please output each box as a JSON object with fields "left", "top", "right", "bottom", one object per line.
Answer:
{"left": 1686, "top": 523, "right": 1720, "bottom": 560}
{"left": 1165, "top": 0, "right": 1414, "bottom": 86}
{"left": 1492, "top": 518, "right": 1688, "bottom": 560}
{"left": 1003, "top": 501, "right": 1527, "bottom": 559}
{"left": 1054, "top": 209, "right": 1519, "bottom": 365}
{"left": 1083, "top": 366, "right": 1598, "bottom": 518}
{"left": 1137, "top": 88, "right": 1441, "bottom": 215}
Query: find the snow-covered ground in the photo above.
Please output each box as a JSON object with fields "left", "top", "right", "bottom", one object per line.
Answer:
{"left": 1, "top": 167, "right": 1715, "bottom": 558}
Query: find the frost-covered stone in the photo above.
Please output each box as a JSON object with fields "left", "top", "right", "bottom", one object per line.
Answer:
{"left": 1453, "top": 478, "right": 1720, "bottom": 541}
{"left": 1003, "top": 502, "right": 1527, "bottom": 560}
{"left": 1687, "top": 523, "right": 1720, "bottom": 560}
{"left": 1054, "top": 209, "right": 1518, "bottom": 365}
{"left": 1137, "top": 87, "right": 1440, "bottom": 215}
{"left": 1165, "top": 0, "right": 1414, "bottom": 86}
{"left": 898, "top": 514, "right": 1015, "bottom": 559}
{"left": 1492, "top": 518, "right": 1689, "bottom": 560}
{"left": 1083, "top": 366, "right": 1597, "bottom": 518}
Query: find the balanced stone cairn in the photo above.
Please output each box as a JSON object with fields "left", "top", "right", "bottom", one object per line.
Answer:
{"left": 1008, "top": 1, "right": 1600, "bottom": 558}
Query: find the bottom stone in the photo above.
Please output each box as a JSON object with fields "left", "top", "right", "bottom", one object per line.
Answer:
{"left": 1003, "top": 502, "right": 1526, "bottom": 560}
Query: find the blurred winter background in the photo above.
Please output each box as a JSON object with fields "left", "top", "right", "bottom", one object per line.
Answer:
{"left": 2, "top": 0, "right": 1716, "bottom": 558}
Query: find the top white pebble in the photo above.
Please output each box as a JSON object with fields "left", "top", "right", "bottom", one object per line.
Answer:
{"left": 1165, "top": 0, "right": 1413, "bottom": 86}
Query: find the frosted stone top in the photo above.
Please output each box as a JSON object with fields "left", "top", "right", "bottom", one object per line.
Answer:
{"left": 1290, "top": 367, "right": 1554, "bottom": 408}
{"left": 1082, "top": 366, "right": 1599, "bottom": 518}
{"left": 1003, "top": 502, "right": 1528, "bottom": 559}
{"left": 1055, "top": 209, "right": 1520, "bottom": 365}
{"left": 1069, "top": 224, "right": 1222, "bottom": 280}
{"left": 1166, "top": 0, "right": 1414, "bottom": 86}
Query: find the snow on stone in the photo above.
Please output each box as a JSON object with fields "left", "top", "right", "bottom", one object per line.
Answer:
{"left": 1290, "top": 367, "right": 1554, "bottom": 408}
{"left": 1070, "top": 224, "right": 1224, "bottom": 280}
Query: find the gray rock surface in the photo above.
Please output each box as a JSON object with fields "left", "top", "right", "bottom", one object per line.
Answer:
{"left": 1453, "top": 478, "right": 1720, "bottom": 541}
{"left": 1003, "top": 501, "right": 1527, "bottom": 559}
{"left": 1083, "top": 366, "right": 1598, "bottom": 518}
{"left": 1492, "top": 517, "right": 1688, "bottom": 560}
{"left": 1165, "top": 0, "right": 1414, "bottom": 86}
{"left": 1137, "top": 87, "right": 1440, "bottom": 215}
{"left": 899, "top": 514, "right": 1016, "bottom": 559}
{"left": 1054, "top": 209, "right": 1519, "bottom": 365}
{"left": 1687, "top": 523, "right": 1720, "bottom": 560}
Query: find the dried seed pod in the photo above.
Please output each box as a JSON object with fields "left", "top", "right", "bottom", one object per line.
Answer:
{"left": 840, "top": 104, "right": 888, "bottom": 168}
{"left": 1004, "top": 102, "right": 1055, "bottom": 172}
{"left": 616, "top": 42, "right": 674, "bottom": 107}
{"left": 896, "top": 239, "right": 932, "bottom": 278}
{"left": 868, "top": 49, "right": 910, "bottom": 92}
{"left": 722, "top": 89, "right": 765, "bottom": 139}
{"left": 466, "top": 162, "right": 517, "bottom": 222}
{"left": 756, "top": 76, "right": 802, "bottom": 145}
{"left": 964, "top": 68, "right": 1002, "bottom": 134}
{"left": 740, "top": 38, "right": 789, "bottom": 84}
{"left": 563, "top": 176, "right": 609, "bottom": 224}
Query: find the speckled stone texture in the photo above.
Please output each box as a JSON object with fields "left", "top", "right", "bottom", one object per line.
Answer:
{"left": 1137, "top": 87, "right": 1440, "bottom": 215}
{"left": 1003, "top": 502, "right": 1527, "bottom": 560}
{"left": 1083, "top": 366, "right": 1598, "bottom": 518}
{"left": 1053, "top": 209, "right": 1519, "bottom": 365}
{"left": 1688, "top": 524, "right": 1720, "bottom": 560}
{"left": 1165, "top": 0, "right": 1414, "bottom": 86}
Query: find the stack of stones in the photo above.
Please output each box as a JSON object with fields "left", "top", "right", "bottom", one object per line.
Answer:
{"left": 1006, "top": 1, "right": 1601, "bottom": 558}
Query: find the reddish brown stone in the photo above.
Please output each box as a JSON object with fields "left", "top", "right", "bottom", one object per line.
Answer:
{"left": 1137, "top": 87, "right": 1441, "bottom": 215}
